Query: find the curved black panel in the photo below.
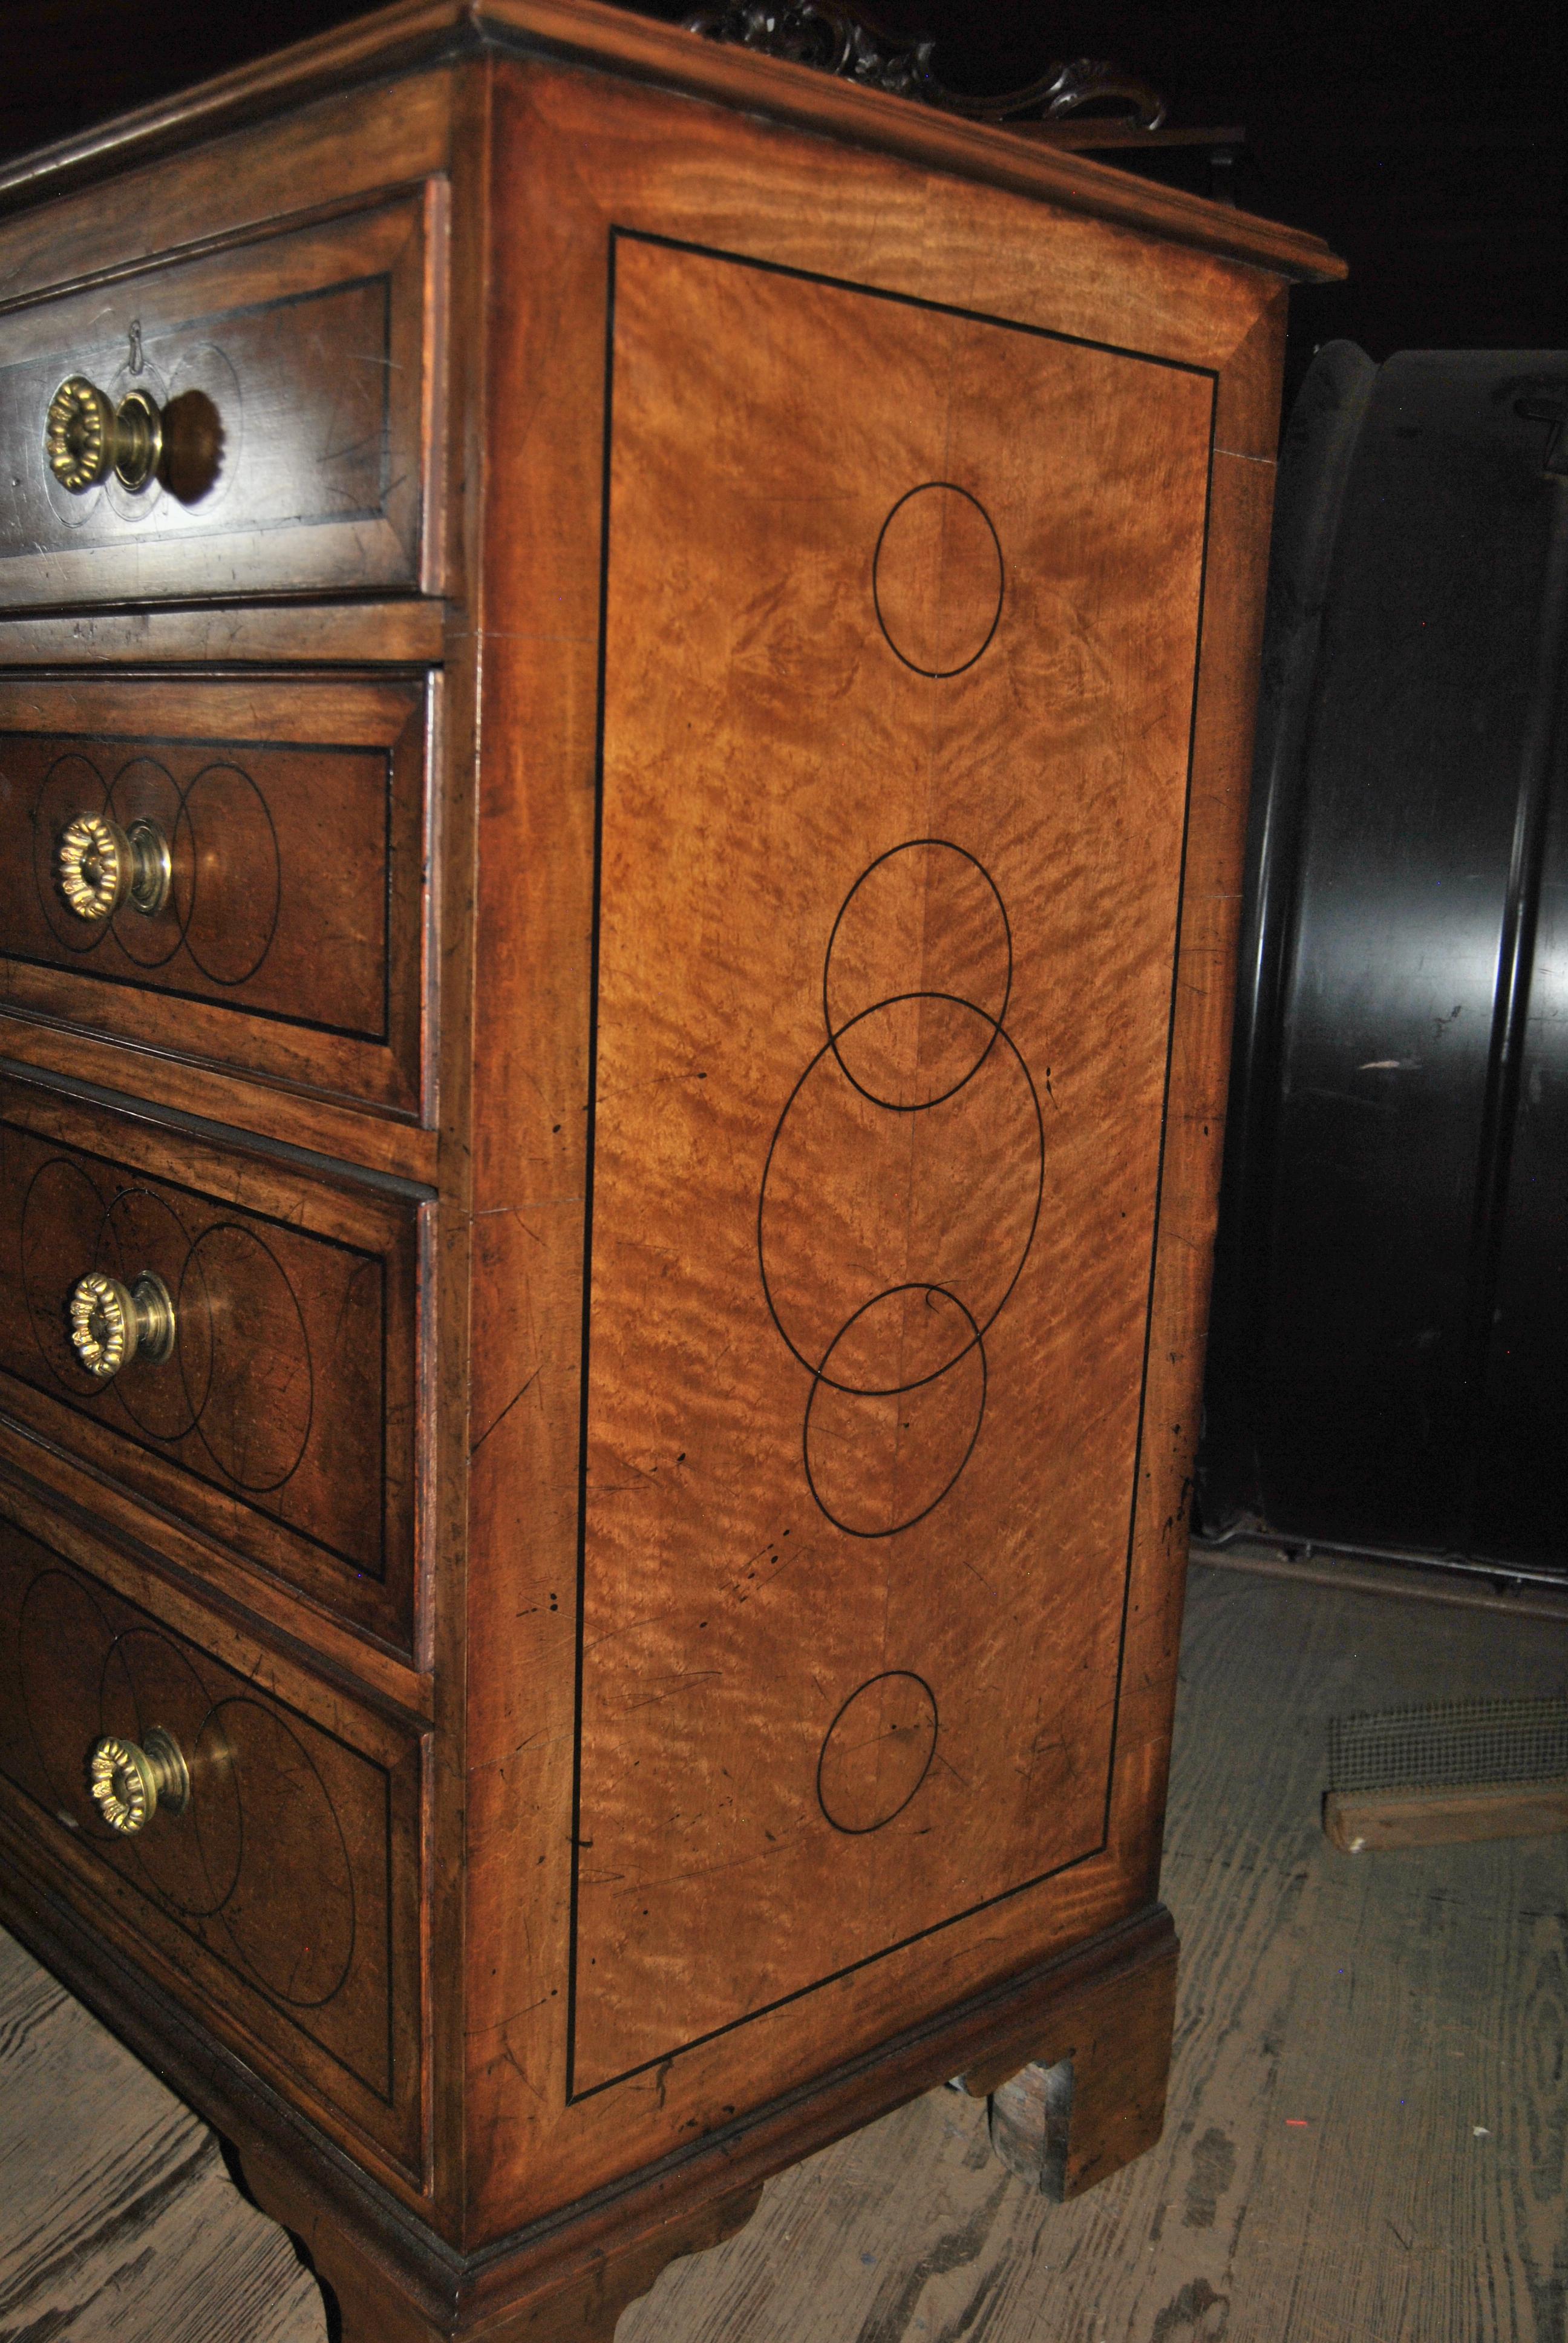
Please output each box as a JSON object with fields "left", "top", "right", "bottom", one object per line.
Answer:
{"left": 1200, "top": 343, "right": 1568, "bottom": 1576}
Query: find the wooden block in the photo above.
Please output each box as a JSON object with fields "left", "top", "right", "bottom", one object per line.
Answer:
{"left": 1324, "top": 1781, "right": 1568, "bottom": 1852}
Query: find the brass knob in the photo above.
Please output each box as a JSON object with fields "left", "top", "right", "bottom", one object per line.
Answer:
{"left": 88, "top": 1727, "right": 190, "bottom": 1833}
{"left": 56, "top": 811, "right": 172, "bottom": 922}
{"left": 67, "top": 1270, "right": 177, "bottom": 1379}
{"left": 45, "top": 376, "right": 163, "bottom": 493}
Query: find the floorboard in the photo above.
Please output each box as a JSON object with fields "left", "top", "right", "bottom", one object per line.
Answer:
{"left": 4, "top": 1561, "right": 1564, "bottom": 2341}
{"left": 0, "top": 1925, "right": 319, "bottom": 2342}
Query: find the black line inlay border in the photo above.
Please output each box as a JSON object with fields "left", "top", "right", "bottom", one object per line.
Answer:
{"left": 566, "top": 226, "right": 1219, "bottom": 2102}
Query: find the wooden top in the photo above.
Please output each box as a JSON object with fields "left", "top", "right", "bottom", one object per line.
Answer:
{"left": 0, "top": 0, "right": 1345, "bottom": 284}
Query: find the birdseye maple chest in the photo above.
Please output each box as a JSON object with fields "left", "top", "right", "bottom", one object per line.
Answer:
{"left": 0, "top": 7, "right": 1340, "bottom": 2335}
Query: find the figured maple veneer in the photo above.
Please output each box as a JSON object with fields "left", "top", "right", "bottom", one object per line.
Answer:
{"left": 452, "top": 51, "right": 1303, "bottom": 2232}
{"left": 572, "top": 235, "right": 1213, "bottom": 2086}
{"left": 0, "top": 675, "right": 432, "bottom": 1115}
{"left": 0, "top": 1075, "right": 422, "bottom": 1648}
{"left": 0, "top": 1505, "right": 422, "bottom": 2168}
{"left": 0, "top": 191, "right": 443, "bottom": 610}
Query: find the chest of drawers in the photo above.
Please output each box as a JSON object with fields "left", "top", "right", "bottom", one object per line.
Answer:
{"left": 0, "top": 8, "right": 1340, "bottom": 2336}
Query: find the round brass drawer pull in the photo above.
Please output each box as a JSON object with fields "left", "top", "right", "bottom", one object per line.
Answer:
{"left": 56, "top": 811, "right": 172, "bottom": 922}
{"left": 45, "top": 376, "right": 163, "bottom": 494}
{"left": 88, "top": 1727, "right": 190, "bottom": 1834}
{"left": 67, "top": 1270, "right": 177, "bottom": 1379}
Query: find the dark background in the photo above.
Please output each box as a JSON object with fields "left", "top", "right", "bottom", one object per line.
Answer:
{"left": 3, "top": 0, "right": 1565, "bottom": 415}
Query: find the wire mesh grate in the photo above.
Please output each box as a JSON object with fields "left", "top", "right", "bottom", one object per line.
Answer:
{"left": 1327, "top": 1696, "right": 1568, "bottom": 1794}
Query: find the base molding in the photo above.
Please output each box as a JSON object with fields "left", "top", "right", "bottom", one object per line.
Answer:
{"left": 1, "top": 1857, "right": 1177, "bottom": 2341}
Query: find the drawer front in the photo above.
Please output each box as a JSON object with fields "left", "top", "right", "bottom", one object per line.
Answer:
{"left": 0, "top": 192, "right": 439, "bottom": 608}
{"left": 0, "top": 1078, "right": 420, "bottom": 1648}
{"left": 0, "top": 676, "right": 430, "bottom": 1115}
{"left": 0, "top": 1504, "right": 422, "bottom": 2168}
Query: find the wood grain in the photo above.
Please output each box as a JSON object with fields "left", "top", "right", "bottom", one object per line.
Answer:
{"left": 0, "top": 7, "right": 1322, "bottom": 2321}
{"left": 0, "top": 1015, "right": 442, "bottom": 1180}
{"left": 0, "top": 189, "right": 439, "bottom": 610}
{"left": 0, "top": 673, "right": 430, "bottom": 1114}
{"left": 0, "top": 1930, "right": 322, "bottom": 2343}
{"left": 969, "top": 1930, "right": 1179, "bottom": 2197}
{"left": 1324, "top": 1780, "right": 1568, "bottom": 1852}
{"left": 573, "top": 229, "right": 1211, "bottom": 2087}
{"left": 0, "top": 1504, "right": 425, "bottom": 2171}
{"left": 8, "top": 1564, "right": 1567, "bottom": 2341}
{"left": 621, "top": 1561, "right": 1568, "bottom": 2343}
{"left": 0, "top": 1072, "right": 422, "bottom": 1648}
{"left": 0, "top": 1429, "right": 433, "bottom": 1729}
{"left": 0, "top": 64, "right": 456, "bottom": 313}
{"left": 459, "top": 48, "right": 1285, "bottom": 2230}
{"left": 979, "top": 1921, "right": 1172, "bottom": 2193}
{"left": 0, "top": 598, "right": 445, "bottom": 667}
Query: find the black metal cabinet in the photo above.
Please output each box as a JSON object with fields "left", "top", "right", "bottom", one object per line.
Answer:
{"left": 1200, "top": 341, "right": 1568, "bottom": 1578}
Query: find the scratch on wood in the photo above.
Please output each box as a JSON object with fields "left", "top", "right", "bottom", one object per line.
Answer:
{"left": 469, "top": 1371, "right": 540, "bottom": 1455}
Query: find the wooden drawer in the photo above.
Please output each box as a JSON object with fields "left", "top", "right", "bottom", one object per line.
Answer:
{"left": 0, "top": 191, "right": 440, "bottom": 609}
{"left": 0, "top": 1075, "right": 421, "bottom": 1650}
{"left": 0, "top": 1502, "right": 422, "bottom": 2170}
{"left": 0, "top": 675, "right": 431, "bottom": 1116}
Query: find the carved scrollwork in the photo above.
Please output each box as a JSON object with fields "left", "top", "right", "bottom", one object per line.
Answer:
{"left": 681, "top": 6, "right": 1166, "bottom": 128}
{"left": 1031, "top": 56, "right": 1169, "bottom": 129}
{"left": 682, "top": 2, "right": 936, "bottom": 94}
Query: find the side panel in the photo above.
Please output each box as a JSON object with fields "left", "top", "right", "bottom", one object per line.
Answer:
{"left": 463, "top": 56, "right": 1280, "bottom": 2230}
{"left": 573, "top": 235, "right": 1212, "bottom": 2089}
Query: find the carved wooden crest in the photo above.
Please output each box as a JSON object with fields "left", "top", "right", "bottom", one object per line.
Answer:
{"left": 682, "top": 4, "right": 1166, "bottom": 127}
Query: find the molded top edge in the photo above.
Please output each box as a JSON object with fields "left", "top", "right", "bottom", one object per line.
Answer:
{"left": 0, "top": 0, "right": 1347, "bottom": 285}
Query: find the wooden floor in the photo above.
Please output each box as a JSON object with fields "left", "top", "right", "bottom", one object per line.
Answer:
{"left": 5, "top": 1558, "right": 1566, "bottom": 2342}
